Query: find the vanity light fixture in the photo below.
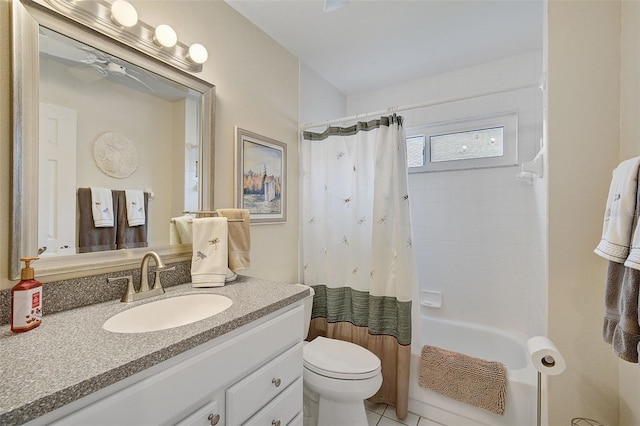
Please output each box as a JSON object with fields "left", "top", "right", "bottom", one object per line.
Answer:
{"left": 45, "top": 0, "right": 209, "bottom": 72}
{"left": 188, "top": 43, "right": 208, "bottom": 65}
{"left": 110, "top": 0, "right": 138, "bottom": 28}
{"left": 154, "top": 24, "right": 178, "bottom": 48}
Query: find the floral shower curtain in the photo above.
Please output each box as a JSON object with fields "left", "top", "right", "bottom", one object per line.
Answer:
{"left": 301, "top": 115, "right": 414, "bottom": 419}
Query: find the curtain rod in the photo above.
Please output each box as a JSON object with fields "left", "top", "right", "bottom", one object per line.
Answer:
{"left": 300, "top": 81, "right": 542, "bottom": 131}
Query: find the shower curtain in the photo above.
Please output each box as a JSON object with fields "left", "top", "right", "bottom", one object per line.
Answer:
{"left": 301, "top": 115, "right": 414, "bottom": 419}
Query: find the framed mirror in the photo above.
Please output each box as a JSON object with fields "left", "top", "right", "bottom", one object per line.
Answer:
{"left": 11, "top": 0, "right": 215, "bottom": 280}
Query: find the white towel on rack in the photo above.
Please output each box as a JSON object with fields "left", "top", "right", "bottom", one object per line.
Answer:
{"left": 594, "top": 157, "right": 640, "bottom": 263}
{"left": 191, "top": 218, "right": 228, "bottom": 287}
{"left": 90, "top": 187, "right": 114, "bottom": 228}
{"left": 169, "top": 216, "right": 193, "bottom": 244}
{"left": 125, "top": 189, "right": 146, "bottom": 227}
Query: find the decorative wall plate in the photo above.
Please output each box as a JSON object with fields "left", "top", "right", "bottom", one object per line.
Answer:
{"left": 93, "top": 131, "right": 139, "bottom": 178}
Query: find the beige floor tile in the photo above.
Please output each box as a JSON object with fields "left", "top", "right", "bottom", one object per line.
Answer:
{"left": 382, "top": 407, "right": 420, "bottom": 426}
{"left": 366, "top": 408, "right": 382, "bottom": 426}
{"left": 365, "top": 400, "right": 388, "bottom": 415}
{"left": 378, "top": 415, "right": 409, "bottom": 426}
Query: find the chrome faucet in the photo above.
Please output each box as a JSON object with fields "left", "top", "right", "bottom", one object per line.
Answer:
{"left": 108, "top": 251, "right": 176, "bottom": 302}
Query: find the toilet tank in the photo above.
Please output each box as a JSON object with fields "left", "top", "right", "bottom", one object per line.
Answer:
{"left": 294, "top": 284, "right": 315, "bottom": 340}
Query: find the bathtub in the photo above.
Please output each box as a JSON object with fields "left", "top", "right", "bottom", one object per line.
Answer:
{"left": 408, "top": 316, "right": 537, "bottom": 426}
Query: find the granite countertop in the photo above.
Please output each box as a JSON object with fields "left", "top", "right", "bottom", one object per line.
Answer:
{"left": 0, "top": 276, "right": 309, "bottom": 425}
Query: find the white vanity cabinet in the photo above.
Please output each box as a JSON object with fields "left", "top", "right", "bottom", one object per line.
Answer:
{"left": 226, "top": 342, "right": 303, "bottom": 425}
{"left": 36, "top": 304, "right": 304, "bottom": 426}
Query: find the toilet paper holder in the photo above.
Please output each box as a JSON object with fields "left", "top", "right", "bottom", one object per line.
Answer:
{"left": 527, "top": 336, "right": 566, "bottom": 426}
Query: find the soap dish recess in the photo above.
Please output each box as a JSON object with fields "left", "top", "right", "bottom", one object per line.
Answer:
{"left": 420, "top": 290, "right": 442, "bottom": 308}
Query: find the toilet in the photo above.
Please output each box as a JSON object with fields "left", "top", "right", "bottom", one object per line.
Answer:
{"left": 299, "top": 286, "right": 383, "bottom": 426}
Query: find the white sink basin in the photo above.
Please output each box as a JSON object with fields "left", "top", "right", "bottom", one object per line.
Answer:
{"left": 103, "top": 294, "right": 233, "bottom": 333}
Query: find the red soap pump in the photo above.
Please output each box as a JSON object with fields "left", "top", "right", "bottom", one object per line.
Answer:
{"left": 11, "top": 257, "right": 43, "bottom": 333}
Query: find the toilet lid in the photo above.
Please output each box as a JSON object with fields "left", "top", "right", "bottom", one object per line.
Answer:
{"left": 303, "top": 336, "right": 381, "bottom": 380}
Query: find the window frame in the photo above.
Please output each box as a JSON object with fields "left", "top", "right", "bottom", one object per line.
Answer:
{"left": 407, "top": 111, "right": 518, "bottom": 173}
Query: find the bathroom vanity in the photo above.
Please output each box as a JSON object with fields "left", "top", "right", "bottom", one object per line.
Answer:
{"left": 0, "top": 277, "right": 308, "bottom": 426}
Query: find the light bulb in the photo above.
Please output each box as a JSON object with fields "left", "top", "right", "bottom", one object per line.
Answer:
{"left": 154, "top": 24, "right": 177, "bottom": 48}
{"left": 187, "top": 43, "right": 208, "bottom": 64}
{"left": 111, "top": 0, "right": 138, "bottom": 28}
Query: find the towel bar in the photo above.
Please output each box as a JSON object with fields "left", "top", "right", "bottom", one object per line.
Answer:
{"left": 180, "top": 210, "right": 245, "bottom": 222}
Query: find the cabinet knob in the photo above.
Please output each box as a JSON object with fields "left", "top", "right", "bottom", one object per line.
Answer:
{"left": 271, "top": 378, "right": 281, "bottom": 387}
{"left": 272, "top": 420, "right": 281, "bottom": 426}
{"left": 207, "top": 413, "right": 220, "bottom": 425}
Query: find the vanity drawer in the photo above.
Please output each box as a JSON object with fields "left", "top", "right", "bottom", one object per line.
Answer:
{"left": 175, "top": 399, "right": 220, "bottom": 426}
{"left": 243, "top": 378, "right": 303, "bottom": 426}
{"left": 226, "top": 342, "right": 303, "bottom": 425}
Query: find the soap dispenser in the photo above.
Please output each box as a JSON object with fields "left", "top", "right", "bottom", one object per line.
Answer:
{"left": 11, "top": 257, "right": 43, "bottom": 333}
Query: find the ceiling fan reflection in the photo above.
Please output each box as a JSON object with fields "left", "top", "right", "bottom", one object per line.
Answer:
{"left": 79, "top": 50, "right": 156, "bottom": 93}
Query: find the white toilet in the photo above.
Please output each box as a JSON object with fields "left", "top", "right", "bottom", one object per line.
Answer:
{"left": 300, "top": 286, "right": 383, "bottom": 426}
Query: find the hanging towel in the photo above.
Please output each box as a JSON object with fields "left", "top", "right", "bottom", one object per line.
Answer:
{"left": 216, "top": 208, "right": 251, "bottom": 272}
{"left": 625, "top": 200, "right": 640, "bottom": 270}
{"left": 169, "top": 216, "right": 193, "bottom": 245}
{"left": 191, "top": 217, "right": 229, "bottom": 287}
{"left": 602, "top": 261, "right": 640, "bottom": 363}
{"left": 77, "top": 188, "right": 117, "bottom": 252}
{"left": 90, "top": 187, "right": 114, "bottom": 227}
{"left": 115, "top": 190, "right": 148, "bottom": 249}
{"left": 418, "top": 345, "right": 507, "bottom": 416}
{"left": 125, "top": 189, "right": 146, "bottom": 227}
{"left": 594, "top": 157, "right": 640, "bottom": 263}
{"left": 595, "top": 157, "right": 640, "bottom": 363}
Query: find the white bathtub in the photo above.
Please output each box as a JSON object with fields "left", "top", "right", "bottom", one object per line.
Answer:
{"left": 408, "top": 316, "right": 537, "bottom": 426}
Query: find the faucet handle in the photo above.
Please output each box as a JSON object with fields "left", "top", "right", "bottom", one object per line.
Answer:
{"left": 152, "top": 266, "right": 175, "bottom": 291}
{"left": 108, "top": 275, "right": 136, "bottom": 302}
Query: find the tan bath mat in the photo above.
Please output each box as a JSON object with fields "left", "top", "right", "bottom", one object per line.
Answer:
{"left": 418, "top": 345, "right": 507, "bottom": 416}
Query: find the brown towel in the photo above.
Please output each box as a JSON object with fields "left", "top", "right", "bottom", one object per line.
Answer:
{"left": 603, "top": 261, "right": 640, "bottom": 363}
{"left": 419, "top": 345, "right": 507, "bottom": 416}
{"left": 77, "top": 188, "right": 117, "bottom": 253}
{"left": 114, "top": 190, "right": 149, "bottom": 249}
{"left": 216, "top": 209, "right": 250, "bottom": 272}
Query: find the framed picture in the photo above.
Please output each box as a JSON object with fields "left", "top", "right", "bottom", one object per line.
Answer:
{"left": 235, "top": 127, "right": 287, "bottom": 224}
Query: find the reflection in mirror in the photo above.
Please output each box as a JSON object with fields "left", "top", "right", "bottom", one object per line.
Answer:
{"left": 38, "top": 28, "right": 200, "bottom": 256}
{"left": 11, "top": 0, "right": 215, "bottom": 279}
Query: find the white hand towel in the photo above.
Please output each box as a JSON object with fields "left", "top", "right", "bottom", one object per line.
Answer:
{"left": 90, "top": 187, "right": 114, "bottom": 228}
{"left": 594, "top": 157, "right": 640, "bottom": 263}
{"left": 625, "top": 228, "right": 640, "bottom": 270}
{"left": 625, "top": 182, "right": 640, "bottom": 270}
{"left": 125, "top": 189, "right": 146, "bottom": 227}
{"left": 169, "top": 216, "right": 193, "bottom": 244}
{"left": 191, "top": 217, "right": 229, "bottom": 287}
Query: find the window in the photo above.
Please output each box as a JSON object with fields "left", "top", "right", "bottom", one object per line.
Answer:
{"left": 406, "top": 112, "right": 518, "bottom": 172}
{"left": 406, "top": 135, "right": 425, "bottom": 168}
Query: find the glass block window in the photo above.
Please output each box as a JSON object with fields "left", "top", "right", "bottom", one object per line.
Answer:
{"left": 406, "top": 112, "right": 518, "bottom": 172}
{"left": 430, "top": 127, "right": 503, "bottom": 162}
{"left": 406, "top": 135, "right": 425, "bottom": 168}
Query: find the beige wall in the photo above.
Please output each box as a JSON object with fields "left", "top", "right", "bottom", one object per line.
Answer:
{"left": 1, "top": 0, "right": 11, "bottom": 290}
{"left": 0, "top": 0, "right": 300, "bottom": 289}
{"left": 619, "top": 1, "right": 640, "bottom": 424}
{"left": 547, "top": 1, "right": 624, "bottom": 425}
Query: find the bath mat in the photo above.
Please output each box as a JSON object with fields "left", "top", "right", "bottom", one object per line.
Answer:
{"left": 418, "top": 345, "right": 507, "bottom": 416}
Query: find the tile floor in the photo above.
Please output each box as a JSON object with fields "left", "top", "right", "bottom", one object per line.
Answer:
{"left": 365, "top": 401, "right": 443, "bottom": 426}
